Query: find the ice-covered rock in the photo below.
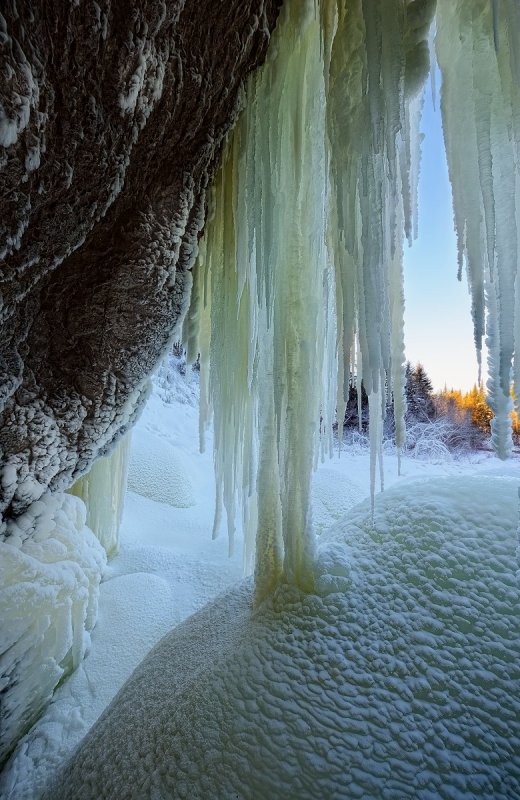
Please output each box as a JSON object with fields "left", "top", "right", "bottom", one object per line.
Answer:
{"left": 0, "top": 1, "right": 280, "bottom": 524}
{"left": 0, "top": 493, "right": 105, "bottom": 764}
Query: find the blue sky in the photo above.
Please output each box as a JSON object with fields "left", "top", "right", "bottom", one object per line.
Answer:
{"left": 403, "top": 75, "right": 484, "bottom": 393}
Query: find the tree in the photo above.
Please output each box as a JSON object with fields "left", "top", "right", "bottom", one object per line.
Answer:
{"left": 405, "top": 362, "right": 436, "bottom": 421}
{"left": 468, "top": 383, "right": 493, "bottom": 434}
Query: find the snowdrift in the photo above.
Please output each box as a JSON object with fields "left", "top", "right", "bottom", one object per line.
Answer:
{"left": 47, "top": 476, "right": 520, "bottom": 799}
{"left": 127, "top": 429, "right": 195, "bottom": 509}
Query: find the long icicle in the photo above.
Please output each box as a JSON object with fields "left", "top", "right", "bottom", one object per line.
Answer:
{"left": 187, "top": 0, "right": 436, "bottom": 598}
{"left": 436, "top": 0, "right": 519, "bottom": 459}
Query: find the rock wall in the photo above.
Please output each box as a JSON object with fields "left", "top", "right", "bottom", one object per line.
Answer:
{"left": 0, "top": 0, "right": 280, "bottom": 531}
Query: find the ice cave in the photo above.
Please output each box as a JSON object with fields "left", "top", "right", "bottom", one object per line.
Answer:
{"left": 1, "top": 0, "right": 519, "bottom": 798}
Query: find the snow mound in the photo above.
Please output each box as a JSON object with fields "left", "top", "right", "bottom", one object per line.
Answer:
{"left": 47, "top": 477, "right": 519, "bottom": 800}
{"left": 0, "top": 494, "right": 106, "bottom": 765}
{"left": 127, "top": 429, "right": 195, "bottom": 509}
{"left": 311, "top": 466, "right": 365, "bottom": 535}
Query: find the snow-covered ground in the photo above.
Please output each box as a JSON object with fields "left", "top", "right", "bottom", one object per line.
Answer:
{"left": 1, "top": 359, "right": 518, "bottom": 799}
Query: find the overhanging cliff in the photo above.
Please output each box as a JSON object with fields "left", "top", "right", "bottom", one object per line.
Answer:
{"left": 0, "top": 0, "right": 280, "bottom": 529}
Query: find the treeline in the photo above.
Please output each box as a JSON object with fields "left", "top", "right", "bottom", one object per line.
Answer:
{"left": 435, "top": 383, "right": 520, "bottom": 438}
{"left": 343, "top": 362, "right": 437, "bottom": 431}
{"left": 343, "top": 362, "right": 520, "bottom": 446}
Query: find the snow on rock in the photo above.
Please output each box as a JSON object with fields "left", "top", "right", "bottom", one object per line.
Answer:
{"left": 0, "top": 493, "right": 105, "bottom": 765}
{"left": 127, "top": 428, "right": 195, "bottom": 509}
{"left": 46, "top": 476, "right": 519, "bottom": 800}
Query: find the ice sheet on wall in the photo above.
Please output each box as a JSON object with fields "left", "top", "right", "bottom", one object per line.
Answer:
{"left": 67, "top": 433, "right": 131, "bottom": 558}
{"left": 0, "top": 493, "right": 106, "bottom": 764}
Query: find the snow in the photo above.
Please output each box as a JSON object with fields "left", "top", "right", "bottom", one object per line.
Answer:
{"left": 127, "top": 428, "right": 195, "bottom": 509}
{"left": 0, "top": 493, "right": 106, "bottom": 766}
{"left": 39, "top": 473, "right": 520, "bottom": 800}
{"left": 1, "top": 361, "right": 518, "bottom": 799}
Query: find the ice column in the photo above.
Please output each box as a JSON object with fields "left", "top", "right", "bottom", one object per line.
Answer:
{"left": 192, "top": 2, "right": 335, "bottom": 598}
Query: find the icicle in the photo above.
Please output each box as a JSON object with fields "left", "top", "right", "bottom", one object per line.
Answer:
{"left": 186, "top": 0, "right": 437, "bottom": 599}
{"left": 485, "top": 277, "right": 513, "bottom": 459}
{"left": 356, "top": 337, "right": 363, "bottom": 433}
{"left": 67, "top": 433, "right": 131, "bottom": 558}
{"left": 190, "top": 1, "right": 336, "bottom": 599}
{"left": 437, "top": 0, "right": 519, "bottom": 459}
{"left": 429, "top": 18, "right": 437, "bottom": 111}
{"left": 326, "top": 0, "right": 432, "bottom": 493}
{"left": 368, "top": 391, "right": 383, "bottom": 514}
{"left": 492, "top": 0, "right": 500, "bottom": 52}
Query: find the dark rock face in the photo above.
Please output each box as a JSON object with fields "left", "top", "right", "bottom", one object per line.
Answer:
{"left": 0, "top": 0, "right": 280, "bottom": 530}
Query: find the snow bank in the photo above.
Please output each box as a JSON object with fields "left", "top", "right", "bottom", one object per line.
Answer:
{"left": 127, "top": 428, "right": 195, "bottom": 509}
{"left": 0, "top": 493, "right": 106, "bottom": 765}
{"left": 47, "top": 476, "right": 520, "bottom": 799}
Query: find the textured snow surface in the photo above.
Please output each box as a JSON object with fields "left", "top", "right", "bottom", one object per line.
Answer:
{"left": 0, "top": 493, "right": 105, "bottom": 764}
{"left": 128, "top": 428, "right": 195, "bottom": 509}
{"left": 43, "top": 475, "right": 519, "bottom": 800}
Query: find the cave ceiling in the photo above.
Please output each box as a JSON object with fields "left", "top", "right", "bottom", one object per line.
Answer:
{"left": 0, "top": 0, "right": 281, "bottom": 529}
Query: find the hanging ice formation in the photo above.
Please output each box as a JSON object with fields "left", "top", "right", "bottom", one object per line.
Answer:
{"left": 67, "top": 434, "right": 131, "bottom": 558}
{"left": 436, "top": 0, "right": 520, "bottom": 459}
{"left": 185, "top": 0, "right": 519, "bottom": 597}
{"left": 183, "top": 0, "right": 430, "bottom": 599}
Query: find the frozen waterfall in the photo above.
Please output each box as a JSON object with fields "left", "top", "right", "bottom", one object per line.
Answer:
{"left": 186, "top": 0, "right": 520, "bottom": 596}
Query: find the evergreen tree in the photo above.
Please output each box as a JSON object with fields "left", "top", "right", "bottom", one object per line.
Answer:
{"left": 469, "top": 383, "right": 493, "bottom": 433}
{"left": 405, "top": 362, "right": 435, "bottom": 421}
